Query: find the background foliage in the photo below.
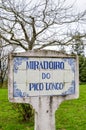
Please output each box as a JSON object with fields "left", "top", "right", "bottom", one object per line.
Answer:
{"left": 79, "top": 55, "right": 86, "bottom": 83}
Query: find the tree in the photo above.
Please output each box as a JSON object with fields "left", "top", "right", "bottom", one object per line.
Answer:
{"left": 0, "top": 46, "right": 2, "bottom": 83}
{"left": 0, "top": 0, "right": 86, "bottom": 51}
{"left": 79, "top": 55, "right": 86, "bottom": 83}
{"left": 71, "top": 32, "right": 85, "bottom": 55}
{"left": 0, "top": 0, "right": 86, "bottom": 121}
{"left": 0, "top": 40, "right": 8, "bottom": 86}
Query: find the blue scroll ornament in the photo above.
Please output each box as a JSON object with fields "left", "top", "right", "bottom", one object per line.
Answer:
{"left": 62, "top": 80, "right": 75, "bottom": 95}
{"left": 14, "top": 57, "right": 28, "bottom": 73}
{"left": 13, "top": 81, "right": 29, "bottom": 97}
{"left": 63, "top": 58, "right": 75, "bottom": 73}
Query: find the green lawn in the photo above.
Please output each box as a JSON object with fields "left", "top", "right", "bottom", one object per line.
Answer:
{"left": 0, "top": 89, "right": 34, "bottom": 130}
{"left": 0, "top": 85, "right": 86, "bottom": 130}
{"left": 55, "top": 84, "right": 86, "bottom": 130}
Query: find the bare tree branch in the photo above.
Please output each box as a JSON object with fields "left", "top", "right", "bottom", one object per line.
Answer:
{"left": 0, "top": 0, "right": 86, "bottom": 51}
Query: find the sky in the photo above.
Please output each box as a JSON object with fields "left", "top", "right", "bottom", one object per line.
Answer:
{"left": 54, "top": 0, "right": 86, "bottom": 12}
{"left": 26, "top": 0, "right": 86, "bottom": 12}
{"left": 73, "top": 0, "right": 86, "bottom": 11}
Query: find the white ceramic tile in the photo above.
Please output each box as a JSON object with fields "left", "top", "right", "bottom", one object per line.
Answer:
{"left": 16, "top": 84, "right": 27, "bottom": 91}
{"left": 64, "top": 70, "right": 74, "bottom": 82}
{"left": 14, "top": 70, "right": 26, "bottom": 84}
{"left": 18, "top": 61, "right": 26, "bottom": 70}
{"left": 52, "top": 70, "right": 64, "bottom": 82}
{"left": 26, "top": 69, "right": 40, "bottom": 83}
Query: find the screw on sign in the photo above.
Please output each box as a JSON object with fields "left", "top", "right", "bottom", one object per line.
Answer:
{"left": 8, "top": 50, "right": 79, "bottom": 130}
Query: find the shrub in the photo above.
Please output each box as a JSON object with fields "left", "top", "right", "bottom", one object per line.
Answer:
{"left": 13, "top": 103, "right": 34, "bottom": 122}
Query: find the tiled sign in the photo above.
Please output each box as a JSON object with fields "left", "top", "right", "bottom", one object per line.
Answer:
{"left": 8, "top": 51, "right": 79, "bottom": 102}
{"left": 13, "top": 57, "right": 76, "bottom": 97}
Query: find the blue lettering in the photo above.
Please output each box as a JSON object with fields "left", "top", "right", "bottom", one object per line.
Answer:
{"left": 26, "top": 61, "right": 64, "bottom": 70}
{"left": 44, "top": 61, "right": 48, "bottom": 69}
{"left": 29, "top": 83, "right": 44, "bottom": 91}
{"left": 46, "top": 82, "right": 64, "bottom": 90}
{"left": 59, "top": 83, "right": 64, "bottom": 89}
{"left": 42, "top": 73, "right": 51, "bottom": 79}
{"left": 34, "top": 61, "right": 39, "bottom": 70}
{"left": 49, "top": 61, "right": 53, "bottom": 69}
{"left": 30, "top": 61, "right": 33, "bottom": 69}
{"left": 26, "top": 61, "right": 29, "bottom": 69}
{"left": 40, "top": 61, "right": 44, "bottom": 69}
{"left": 61, "top": 62, "right": 64, "bottom": 69}
{"left": 53, "top": 62, "right": 57, "bottom": 69}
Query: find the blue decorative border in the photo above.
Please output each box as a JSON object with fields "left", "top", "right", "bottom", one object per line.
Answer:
{"left": 62, "top": 80, "right": 75, "bottom": 95}
{"left": 13, "top": 57, "right": 76, "bottom": 97}
{"left": 63, "top": 58, "right": 75, "bottom": 73}
{"left": 13, "top": 82, "right": 29, "bottom": 97}
{"left": 13, "top": 57, "right": 28, "bottom": 73}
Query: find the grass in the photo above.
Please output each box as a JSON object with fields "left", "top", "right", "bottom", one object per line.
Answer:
{"left": 55, "top": 84, "right": 86, "bottom": 130}
{"left": 0, "top": 88, "right": 34, "bottom": 130}
{"left": 0, "top": 84, "right": 86, "bottom": 130}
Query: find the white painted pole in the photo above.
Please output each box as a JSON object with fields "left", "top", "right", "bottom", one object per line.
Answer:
{"left": 32, "top": 96, "right": 64, "bottom": 130}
